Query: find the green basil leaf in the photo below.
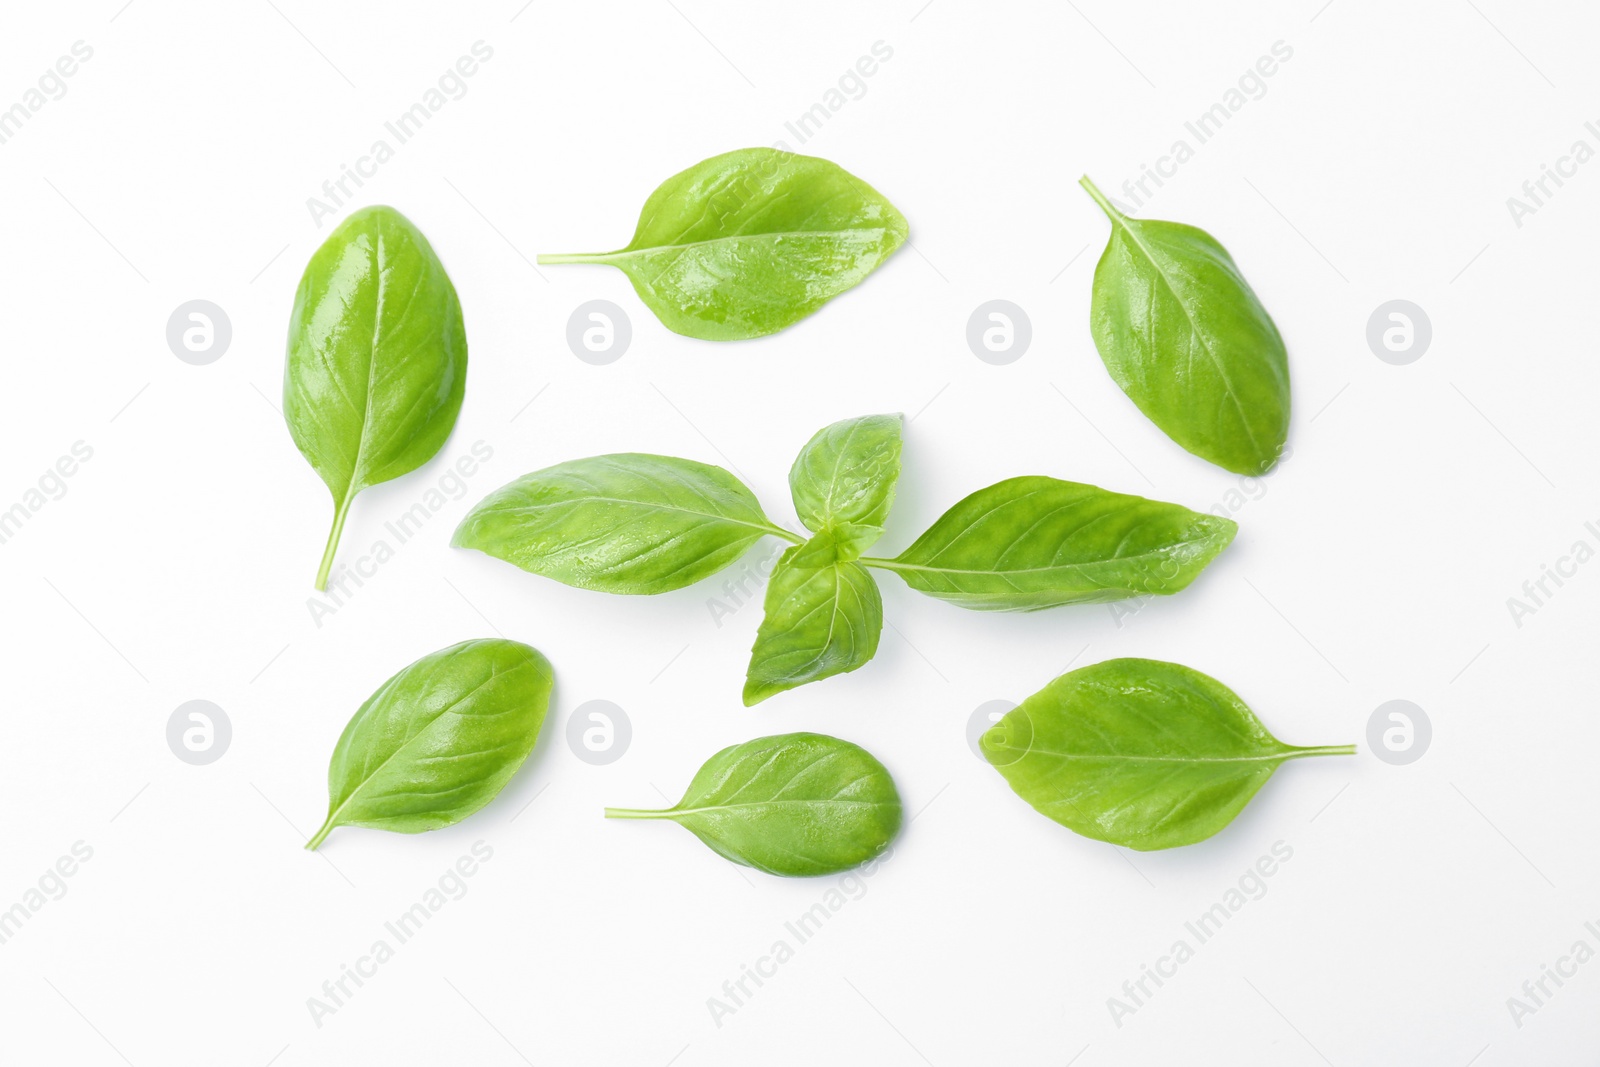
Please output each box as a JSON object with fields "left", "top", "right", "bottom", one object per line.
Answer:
{"left": 453, "top": 454, "right": 786, "bottom": 594}
{"left": 538, "top": 148, "right": 908, "bottom": 341}
{"left": 606, "top": 732, "right": 901, "bottom": 876}
{"left": 306, "top": 639, "right": 553, "bottom": 850}
{"left": 285, "top": 205, "right": 468, "bottom": 590}
{"left": 982, "top": 658, "right": 1353, "bottom": 850}
{"left": 1080, "top": 176, "right": 1289, "bottom": 475}
{"left": 743, "top": 543, "right": 883, "bottom": 706}
{"left": 871, "top": 476, "right": 1236, "bottom": 611}
{"left": 788, "top": 413, "right": 903, "bottom": 545}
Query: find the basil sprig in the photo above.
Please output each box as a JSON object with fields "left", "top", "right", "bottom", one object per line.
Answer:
{"left": 455, "top": 415, "right": 1235, "bottom": 703}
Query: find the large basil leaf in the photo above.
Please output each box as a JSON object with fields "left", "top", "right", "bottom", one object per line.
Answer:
{"left": 284, "top": 205, "right": 467, "bottom": 590}
{"left": 1080, "top": 177, "right": 1289, "bottom": 475}
{"left": 870, "top": 476, "right": 1236, "bottom": 611}
{"left": 537, "top": 148, "right": 908, "bottom": 341}
{"left": 788, "top": 413, "right": 902, "bottom": 555}
{"left": 606, "top": 732, "right": 901, "bottom": 876}
{"left": 306, "top": 639, "right": 553, "bottom": 849}
{"left": 982, "top": 658, "right": 1353, "bottom": 850}
{"left": 743, "top": 540, "right": 883, "bottom": 706}
{"left": 453, "top": 454, "right": 789, "bottom": 594}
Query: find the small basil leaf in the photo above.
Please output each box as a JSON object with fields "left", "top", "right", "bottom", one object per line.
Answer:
{"left": 606, "top": 732, "right": 901, "bottom": 876}
{"left": 827, "top": 522, "right": 887, "bottom": 563}
{"left": 284, "top": 205, "right": 468, "bottom": 590}
{"left": 306, "top": 639, "right": 553, "bottom": 849}
{"left": 982, "top": 658, "right": 1353, "bottom": 850}
{"left": 788, "top": 413, "right": 904, "bottom": 539}
{"left": 786, "top": 529, "right": 844, "bottom": 570}
{"left": 743, "top": 544, "right": 883, "bottom": 706}
{"left": 538, "top": 148, "right": 908, "bottom": 341}
{"left": 1080, "top": 176, "right": 1289, "bottom": 475}
{"left": 874, "top": 476, "right": 1236, "bottom": 611}
{"left": 453, "top": 454, "right": 784, "bottom": 595}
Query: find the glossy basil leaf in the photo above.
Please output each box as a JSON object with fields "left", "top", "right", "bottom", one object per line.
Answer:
{"left": 1080, "top": 177, "right": 1289, "bottom": 475}
{"left": 743, "top": 542, "right": 883, "bottom": 706}
{"left": 982, "top": 658, "right": 1353, "bottom": 850}
{"left": 788, "top": 413, "right": 903, "bottom": 545}
{"left": 284, "top": 205, "right": 468, "bottom": 590}
{"left": 538, "top": 148, "right": 908, "bottom": 341}
{"left": 306, "top": 639, "right": 553, "bottom": 849}
{"left": 453, "top": 454, "right": 785, "bottom": 595}
{"left": 873, "top": 476, "right": 1236, "bottom": 611}
{"left": 606, "top": 732, "right": 901, "bottom": 876}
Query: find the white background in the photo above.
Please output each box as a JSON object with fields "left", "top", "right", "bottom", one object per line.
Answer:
{"left": 0, "top": 1, "right": 1595, "bottom": 1063}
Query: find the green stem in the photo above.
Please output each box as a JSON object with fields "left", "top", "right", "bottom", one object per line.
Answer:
{"left": 604, "top": 807, "right": 674, "bottom": 819}
{"left": 1285, "top": 743, "right": 1358, "bottom": 760}
{"left": 315, "top": 495, "right": 355, "bottom": 591}
{"left": 766, "top": 524, "right": 805, "bottom": 546}
{"left": 1078, "top": 175, "right": 1125, "bottom": 222}
{"left": 305, "top": 817, "right": 336, "bottom": 850}
{"left": 537, "top": 251, "right": 619, "bottom": 265}
{"left": 856, "top": 555, "right": 906, "bottom": 571}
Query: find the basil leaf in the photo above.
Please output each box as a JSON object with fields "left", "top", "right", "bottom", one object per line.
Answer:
{"left": 982, "top": 658, "right": 1353, "bottom": 850}
{"left": 743, "top": 542, "right": 883, "bottom": 706}
{"left": 306, "top": 639, "right": 553, "bottom": 849}
{"left": 1080, "top": 177, "right": 1289, "bottom": 475}
{"left": 284, "top": 205, "right": 468, "bottom": 590}
{"left": 453, "top": 454, "right": 788, "bottom": 594}
{"left": 538, "top": 148, "right": 908, "bottom": 341}
{"left": 606, "top": 732, "right": 901, "bottom": 876}
{"left": 870, "top": 476, "right": 1236, "bottom": 611}
{"left": 788, "top": 413, "right": 903, "bottom": 553}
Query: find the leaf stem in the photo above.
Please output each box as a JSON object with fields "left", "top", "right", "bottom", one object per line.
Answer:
{"left": 1285, "top": 743, "right": 1358, "bottom": 759}
{"left": 305, "top": 817, "right": 336, "bottom": 850}
{"left": 536, "top": 251, "right": 617, "bottom": 265}
{"left": 604, "top": 807, "right": 674, "bottom": 819}
{"left": 1078, "top": 175, "right": 1126, "bottom": 222}
{"left": 766, "top": 524, "right": 805, "bottom": 545}
{"left": 315, "top": 495, "right": 354, "bottom": 591}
